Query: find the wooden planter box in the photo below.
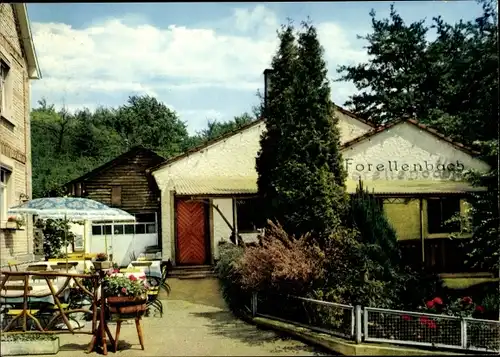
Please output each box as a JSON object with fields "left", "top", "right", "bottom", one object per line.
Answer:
{"left": 5, "top": 221, "right": 17, "bottom": 230}
{"left": 92, "top": 260, "right": 112, "bottom": 270}
{"left": 107, "top": 296, "right": 147, "bottom": 315}
{"left": 1, "top": 337, "right": 60, "bottom": 356}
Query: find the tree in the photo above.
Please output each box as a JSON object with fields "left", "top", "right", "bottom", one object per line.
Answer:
{"left": 198, "top": 113, "right": 255, "bottom": 141}
{"left": 348, "top": 181, "right": 400, "bottom": 271}
{"left": 256, "top": 21, "right": 348, "bottom": 242}
{"left": 337, "top": 0, "right": 498, "bottom": 146}
{"left": 109, "top": 95, "right": 190, "bottom": 158}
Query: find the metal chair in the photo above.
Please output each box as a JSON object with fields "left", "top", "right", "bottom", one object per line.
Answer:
{"left": 145, "top": 275, "right": 163, "bottom": 317}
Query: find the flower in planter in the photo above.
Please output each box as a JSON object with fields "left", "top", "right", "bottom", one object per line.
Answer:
{"left": 95, "top": 253, "right": 108, "bottom": 262}
{"left": 475, "top": 305, "right": 485, "bottom": 313}
{"left": 103, "top": 274, "right": 149, "bottom": 298}
{"left": 425, "top": 300, "right": 435, "bottom": 309}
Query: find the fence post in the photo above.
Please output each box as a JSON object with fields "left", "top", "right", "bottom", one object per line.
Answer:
{"left": 355, "top": 305, "right": 362, "bottom": 344}
{"left": 461, "top": 319, "right": 467, "bottom": 349}
{"left": 251, "top": 292, "right": 258, "bottom": 317}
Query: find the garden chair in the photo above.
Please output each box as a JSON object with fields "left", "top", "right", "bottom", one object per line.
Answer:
{"left": 160, "top": 261, "right": 172, "bottom": 294}
{"left": 7, "top": 261, "right": 19, "bottom": 272}
{"left": 145, "top": 275, "right": 163, "bottom": 317}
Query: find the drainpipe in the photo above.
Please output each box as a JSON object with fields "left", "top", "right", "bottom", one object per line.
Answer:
{"left": 419, "top": 197, "right": 425, "bottom": 265}
{"left": 232, "top": 197, "right": 238, "bottom": 245}
{"left": 23, "top": 73, "right": 30, "bottom": 258}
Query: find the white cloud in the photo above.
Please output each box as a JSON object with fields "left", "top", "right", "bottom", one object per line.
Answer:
{"left": 31, "top": 5, "right": 367, "bottom": 122}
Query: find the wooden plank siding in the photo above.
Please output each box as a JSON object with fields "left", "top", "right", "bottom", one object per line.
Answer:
{"left": 66, "top": 147, "right": 165, "bottom": 214}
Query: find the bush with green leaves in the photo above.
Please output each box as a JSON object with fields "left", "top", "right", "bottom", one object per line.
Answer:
{"left": 214, "top": 242, "right": 248, "bottom": 315}
{"left": 34, "top": 218, "right": 77, "bottom": 259}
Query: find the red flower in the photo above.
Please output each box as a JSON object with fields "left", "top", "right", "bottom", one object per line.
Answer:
{"left": 419, "top": 316, "right": 429, "bottom": 325}
{"left": 419, "top": 316, "right": 437, "bottom": 329}
{"left": 462, "top": 296, "right": 473, "bottom": 305}
{"left": 427, "top": 320, "right": 437, "bottom": 329}
{"left": 432, "top": 297, "right": 443, "bottom": 305}
{"left": 426, "top": 300, "right": 435, "bottom": 309}
{"left": 401, "top": 315, "right": 412, "bottom": 321}
{"left": 475, "top": 305, "right": 485, "bottom": 313}
{"left": 129, "top": 275, "right": 137, "bottom": 281}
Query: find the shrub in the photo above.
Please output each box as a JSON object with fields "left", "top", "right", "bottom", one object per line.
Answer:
{"left": 235, "top": 221, "right": 324, "bottom": 296}
{"left": 35, "top": 218, "right": 76, "bottom": 259}
{"left": 314, "top": 227, "right": 401, "bottom": 308}
{"left": 214, "top": 242, "right": 248, "bottom": 315}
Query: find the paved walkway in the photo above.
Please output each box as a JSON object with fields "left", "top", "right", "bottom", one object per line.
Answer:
{"left": 36, "top": 279, "right": 328, "bottom": 356}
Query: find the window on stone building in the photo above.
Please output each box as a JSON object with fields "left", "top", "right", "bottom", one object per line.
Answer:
{"left": 0, "top": 166, "right": 12, "bottom": 223}
{"left": 0, "top": 59, "right": 10, "bottom": 116}
{"left": 427, "top": 197, "right": 461, "bottom": 234}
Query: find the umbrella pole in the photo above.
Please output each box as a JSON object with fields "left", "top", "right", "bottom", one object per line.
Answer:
{"left": 65, "top": 214, "right": 69, "bottom": 272}
{"left": 84, "top": 220, "right": 87, "bottom": 258}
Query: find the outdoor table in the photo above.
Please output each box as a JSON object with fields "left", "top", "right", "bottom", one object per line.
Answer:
{"left": 127, "top": 261, "right": 162, "bottom": 279}
{"left": 1, "top": 277, "right": 72, "bottom": 305}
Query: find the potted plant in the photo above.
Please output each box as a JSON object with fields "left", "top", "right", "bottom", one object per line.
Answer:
{"left": 103, "top": 273, "right": 149, "bottom": 316}
{"left": 92, "top": 252, "right": 112, "bottom": 270}
{"left": 5, "top": 216, "right": 22, "bottom": 230}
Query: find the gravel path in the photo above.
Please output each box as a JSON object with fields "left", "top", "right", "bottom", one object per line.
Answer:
{"left": 36, "top": 299, "right": 328, "bottom": 356}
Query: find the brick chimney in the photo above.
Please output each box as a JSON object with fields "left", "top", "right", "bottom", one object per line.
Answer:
{"left": 263, "top": 68, "right": 274, "bottom": 111}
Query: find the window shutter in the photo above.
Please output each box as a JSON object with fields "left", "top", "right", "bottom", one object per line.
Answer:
{"left": 111, "top": 186, "right": 122, "bottom": 206}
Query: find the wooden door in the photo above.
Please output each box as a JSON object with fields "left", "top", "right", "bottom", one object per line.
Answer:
{"left": 175, "top": 199, "right": 208, "bottom": 265}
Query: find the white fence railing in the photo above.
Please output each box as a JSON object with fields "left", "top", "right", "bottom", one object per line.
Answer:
{"left": 253, "top": 292, "right": 500, "bottom": 353}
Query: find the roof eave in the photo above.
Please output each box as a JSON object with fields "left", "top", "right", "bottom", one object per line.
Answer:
{"left": 13, "top": 4, "right": 42, "bottom": 80}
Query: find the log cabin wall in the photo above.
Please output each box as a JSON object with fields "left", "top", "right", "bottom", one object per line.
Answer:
{"left": 67, "top": 147, "right": 165, "bottom": 214}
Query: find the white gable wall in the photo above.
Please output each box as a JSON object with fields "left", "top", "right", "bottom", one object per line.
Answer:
{"left": 153, "top": 111, "right": 373, "bottom": 262}
{"left": 342, "top": 122, "right": 490, "bottom": 182}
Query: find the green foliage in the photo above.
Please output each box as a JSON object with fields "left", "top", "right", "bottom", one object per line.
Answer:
{"left": 198, "top": 113, "right": 255, "bottom": 142}
{"left": 31, "top": 95, "right": 257, "bottom": 198}
{"left": 213, "top": 242, "right": 249, "bottom": 315}
{"left": 348, "top": 181, "right": 400, "bottom": 270}
{"left": 34, "top": 218, "right": 76, "bottom": 259}
{"left": 256, "top": 21, "right": 347, "bottom": 242}
{"left": 337, "top": 0, "right": 498, "bottom": 147}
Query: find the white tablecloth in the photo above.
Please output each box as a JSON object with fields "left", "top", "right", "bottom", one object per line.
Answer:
{"left": 127, "top": 261, "right": 162, "bottom": 279}
{"left": 1, "top": 278, "right": 71, "bottom": 305}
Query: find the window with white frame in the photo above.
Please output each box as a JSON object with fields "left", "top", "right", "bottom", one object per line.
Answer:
{"left": 0, "top": 166, "right": 12, "bottom": 223}
{"left": 0, "top": 59, "right": 9, "bottom": 116}
{"left": 91, "top": 212, "right": 157, "bottom": 236}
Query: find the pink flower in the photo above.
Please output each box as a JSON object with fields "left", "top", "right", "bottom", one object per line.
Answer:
{"left": 462, "top": 296, "right": 473, "bottom": 305}
{"left": 129, "top": 275, "right": 137, "bottom": 281}
{"left": 139, "top": 276, "right": 146, "bottom": 280}
{"left": 121, "top": 287, "right": 127, "bottom": 294}
{"left": 475, "top": 305, "right": 485, "bottom": 313}
{"left": 401, "top": 315, "right": 412, "bottom": 321}
{"left": 426, "top": 300, "right": 435, "bottom": 309}
{"left": 432, "top": 297, "right": 443, "bottom": 305}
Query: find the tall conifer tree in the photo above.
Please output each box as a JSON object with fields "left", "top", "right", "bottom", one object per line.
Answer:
{"left": 256, "top": 22, "right": 348, "bottom": 242}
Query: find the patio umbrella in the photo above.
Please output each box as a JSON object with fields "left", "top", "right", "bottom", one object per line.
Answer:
{"left": 8, "top": 197, "right": 136, "bottom": 269}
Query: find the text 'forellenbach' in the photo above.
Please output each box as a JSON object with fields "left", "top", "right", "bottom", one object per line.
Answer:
{"left": 344, "top": 159, "right": 465, "bottom": 172}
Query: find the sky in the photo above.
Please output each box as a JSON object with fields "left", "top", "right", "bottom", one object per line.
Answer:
{"left": 27, "top": 1, "right": 484, "bottom": 134}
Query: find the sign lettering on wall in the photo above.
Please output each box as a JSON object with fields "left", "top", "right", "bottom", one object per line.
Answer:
{"left": 344, "top": 159, "right": 466, "bottom": 181}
